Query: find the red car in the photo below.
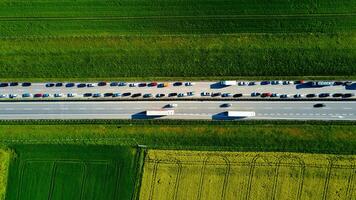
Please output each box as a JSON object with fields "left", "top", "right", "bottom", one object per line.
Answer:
{"left": 261, "top": 93, "right": 272, "bottom": 97}
{"left": 149, "top": 82, "right": 158, "bottom": 87}
{"left": 34, "top": 93, "right": 43, "bottom": 98}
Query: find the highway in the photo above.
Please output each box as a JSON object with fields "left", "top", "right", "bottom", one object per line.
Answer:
{"left": 0, "top": 101, "right": 354, "bottom": 120}
{"left": 0, "top": 81, "right": 355, "bottom": 100}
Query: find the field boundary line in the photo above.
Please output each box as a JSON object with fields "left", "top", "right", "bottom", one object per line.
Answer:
{"left": 148, "top": 160, "right": 160, "bottom": 200}
{"left": 172, "top": 159, "right": 182, "bottom": 200}
{"left": 196, "top": 157, "right": 208, "bottom": 200}
{"left": 79, "top": 161, "right": 87, "bottom": 200}
{"left": 220, "top": 156, "right": 231, "bottom": 200}
{"left": 321, "top": 158, "right": 334, "bottom": 200}
{"left": 0, "top": 13, "right": 354, "bottom": 21}
{"left": 47, "top": 161, "right": 58, "bottom": 200}
{"left": 344, "top": 160, "right": 355, "bottom": 199}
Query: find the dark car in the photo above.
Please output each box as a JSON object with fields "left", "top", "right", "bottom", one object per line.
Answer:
{"left": 46, "top": 83, "right": 55, "bottom": 87}
{"left": 260, "top": 81, "right": 270, "bottom": 85}
{"left": 77, "top": 83, "right": 86, "bottom": 88}
{"left": 319, "top": 93, "right": 330, "bottom": 98}
{"left": 34, "top": 93, "right": 43, "bottom": 98}
{"left": 104, "top": 92, "right": 113, "bottom": 97}
{"left": 211, "top": 92, "right": 221, "bottom": 97}
{"left": 55, "top": 82, "right": 63, "bottom": 87}
{"left": 10, "top": 82, "right": 18, "bottom": 86}
{"left": 122, "top": 92, "right": 132, "bottom": 97}
{"left": 332, "top": 93, "right": 343, "bottom": 97}
{"left": 314, "top": 103, "right": 325, "bottom": 108}
{"left": 98, "top": 82, "right": 107, "bottom": 86}
{"left": 251, "top": 92, "right": 261, "bottom": 97}
{"left": 83, "top": 93, "right": 92, "bottom": 97}
{"left": 65, "top": 83, "right": 75, "bottom": 87}
{"left": 220, "top": 103, "right": 232, "bottom": 108}
{"left": 173, "top": 82, "right": 183, "bottom": 86}
{"left": 233, "top": 93, "right": 243, "bottom": 98}
{"left": 0, "top": 83, "right": 9, "bottom": 87}
{"left": 156, "top": 93, "right": 165, "bottom": 98}
{"left": 93, "top": 93, "right": 101, "bottom": 97}
{"left": 306, "top": 94, "right": 316, "bottom": 98}
{"left": 22, "top": 82, "right": 31, "bottom": 87}
{"left": 110, "top": 82, "right": 118, "bottom": 86}
{"left": 143, "top": 94, "right": 152, "bottom": 98}
{"left": 118, "top": 82, "right": 127, "bottom": 86}
{"left": 131, "top": 93, "right": 142, "bottom": 97}
{"left": 334, "top": 81, "right": 343, "bottom": 86}
{"left": 139, "top": 83, "right": 147, "bottom": 87}
{"left": 169, "top": 93, "right": 177, "bottom": 97}
{"left": 343, "top": 93, "right": 355, "bottom": 98}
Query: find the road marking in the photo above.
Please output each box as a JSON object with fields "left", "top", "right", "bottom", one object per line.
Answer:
{"left": 343, "top": 108, "right": 352, "bottom": 110}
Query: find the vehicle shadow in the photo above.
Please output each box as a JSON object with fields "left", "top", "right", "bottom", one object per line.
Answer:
{"left": 345, "top": 83, "right": 356, "bottom": 90}
{"left": 131, "top": 111, "right": 161, "bottom": 119}
{"left": 212, "top": 112, "right": 244, "bottom": 120}
{"left": 210, "top": 82, "right": 227, "bottom": 89}
{"left": 296, "top": 82, "right": 323, "bottom": 89}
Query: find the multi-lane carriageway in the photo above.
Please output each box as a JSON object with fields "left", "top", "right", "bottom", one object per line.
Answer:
{"left": 0, "top": 81, "right": 355, "bottom": 120}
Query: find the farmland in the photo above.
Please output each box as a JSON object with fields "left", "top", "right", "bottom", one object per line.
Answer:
{"left": 140, "top": 150, "right": 356, "bottom": 200}
{"left": 5, "top": 145, "right": 142, "bottom": 200}
{"left": 0, "top": 0, "right": 354, "bottom": 79}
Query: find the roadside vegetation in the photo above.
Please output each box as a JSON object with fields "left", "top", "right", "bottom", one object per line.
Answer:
{"left": 0, "top": 122, "right": 355, "bottom": 154}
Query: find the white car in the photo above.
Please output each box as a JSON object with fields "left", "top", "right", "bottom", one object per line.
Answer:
{"left": 185, "top": 82, "right": 195, "bottom": 86}
{"left": 54, "top": 93, "right": 63, "bottom": 97}
{"left": 0, "top": 94, "right": 7, "bottom": 98}
{"left": 201, "top": 92, "right": 211, "bottom": 96}
{"left": 67, "top": 93, "right": 77, "bottom": 97}
{"left": 238, "top": 81, "right": 248, "bottom": 86}
{"left": 178, "top": 93, "right": 186, "bottom": 97}
{"left": 9, "top": 94, "right": 18, "bottom": 98}
{"left": 87, "top": 83, "right": 96, "bottom": 87}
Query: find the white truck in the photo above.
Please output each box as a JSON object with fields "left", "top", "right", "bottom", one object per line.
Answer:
{"left": 227, "top": 111, "right": 255, "bottom": 118}
{"left": 220, "top": 80, "right": 237, "bottom": 86}
{"left": 146, "top": 110, "right": 175, "bottom": 116}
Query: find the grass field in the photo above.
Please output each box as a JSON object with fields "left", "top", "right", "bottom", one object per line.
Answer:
{"left": 0, "top": 0, "right": 354, "bottom": 79}
{"left": 140, "top": 150, "right": 356, "bottom": 200}
{"left": 0, "top": 33, "right": 354, "bottom": 79}
{"left": 5, "top": 145, "right": 142, "bottom": 200}
{"left": 0, "top": 149, "right": 10, "bottom": 200}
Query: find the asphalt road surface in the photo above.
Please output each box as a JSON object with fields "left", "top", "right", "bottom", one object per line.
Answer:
{"left": 0, "top": 101, "right": 354, "bottom": 120}
{"left": 0, "top": 81, "right": 355, "bottom": 99}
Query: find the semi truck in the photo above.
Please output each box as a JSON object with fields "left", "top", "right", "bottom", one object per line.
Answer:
{"left": 146, "top": 110, "right": 175, "bottom": 116}
{"left": 220, "top": 80, "right": 237, "bottom": 86}
{"left": 227, "top": 111, "right": 255, "bottom": 118}
{"left": 311, "top": 81, "right": 334, "bottom": 87}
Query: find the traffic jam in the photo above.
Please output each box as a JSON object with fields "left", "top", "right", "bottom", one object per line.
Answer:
{"left": 0, "top": 80, "right": 354, "bottom": 99}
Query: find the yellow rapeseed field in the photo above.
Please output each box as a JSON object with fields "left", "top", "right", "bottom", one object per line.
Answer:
{"left": 140, "top": 150, "right": 356, "bottom": 200}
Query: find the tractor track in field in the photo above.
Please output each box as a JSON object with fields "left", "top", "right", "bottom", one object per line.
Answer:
{"left": 0, "top": 13, "right": 354, "bottom": 21}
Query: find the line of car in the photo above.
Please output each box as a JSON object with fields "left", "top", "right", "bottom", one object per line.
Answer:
{"left": 43, "top": 81, "right": 195, "bottom": 88}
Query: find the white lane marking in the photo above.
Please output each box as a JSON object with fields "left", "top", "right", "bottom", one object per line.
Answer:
{"left": 4, "top": 108, "right": 14, "bottom": 110}
{"left": 24, "top": 108, "right": 32, "bottom": 110}
{"left": 343, "top": 108, "right": 352, "bottom": 110}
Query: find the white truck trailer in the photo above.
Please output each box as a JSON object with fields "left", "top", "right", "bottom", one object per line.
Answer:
{"left": 227, "top": 111, "right": 255, "bottom": 118}
{"left": 146, "top": 110, "right": 175, "bottom": 116}
{"left": 220, "top": 80, "right": 237, "bottom": 86}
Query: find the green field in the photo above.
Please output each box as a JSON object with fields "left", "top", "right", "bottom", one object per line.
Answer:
{"left": 5, "top": 145, "right": 142, "bottom": 200}
{"left": 140, "top": 150, "right": 356, "bottom": 200}
{"left": 0, "top": 0, "right": 354, "bottom": 79}
{"left": 0, "top": 122, "right": 354, "bottom": 199}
